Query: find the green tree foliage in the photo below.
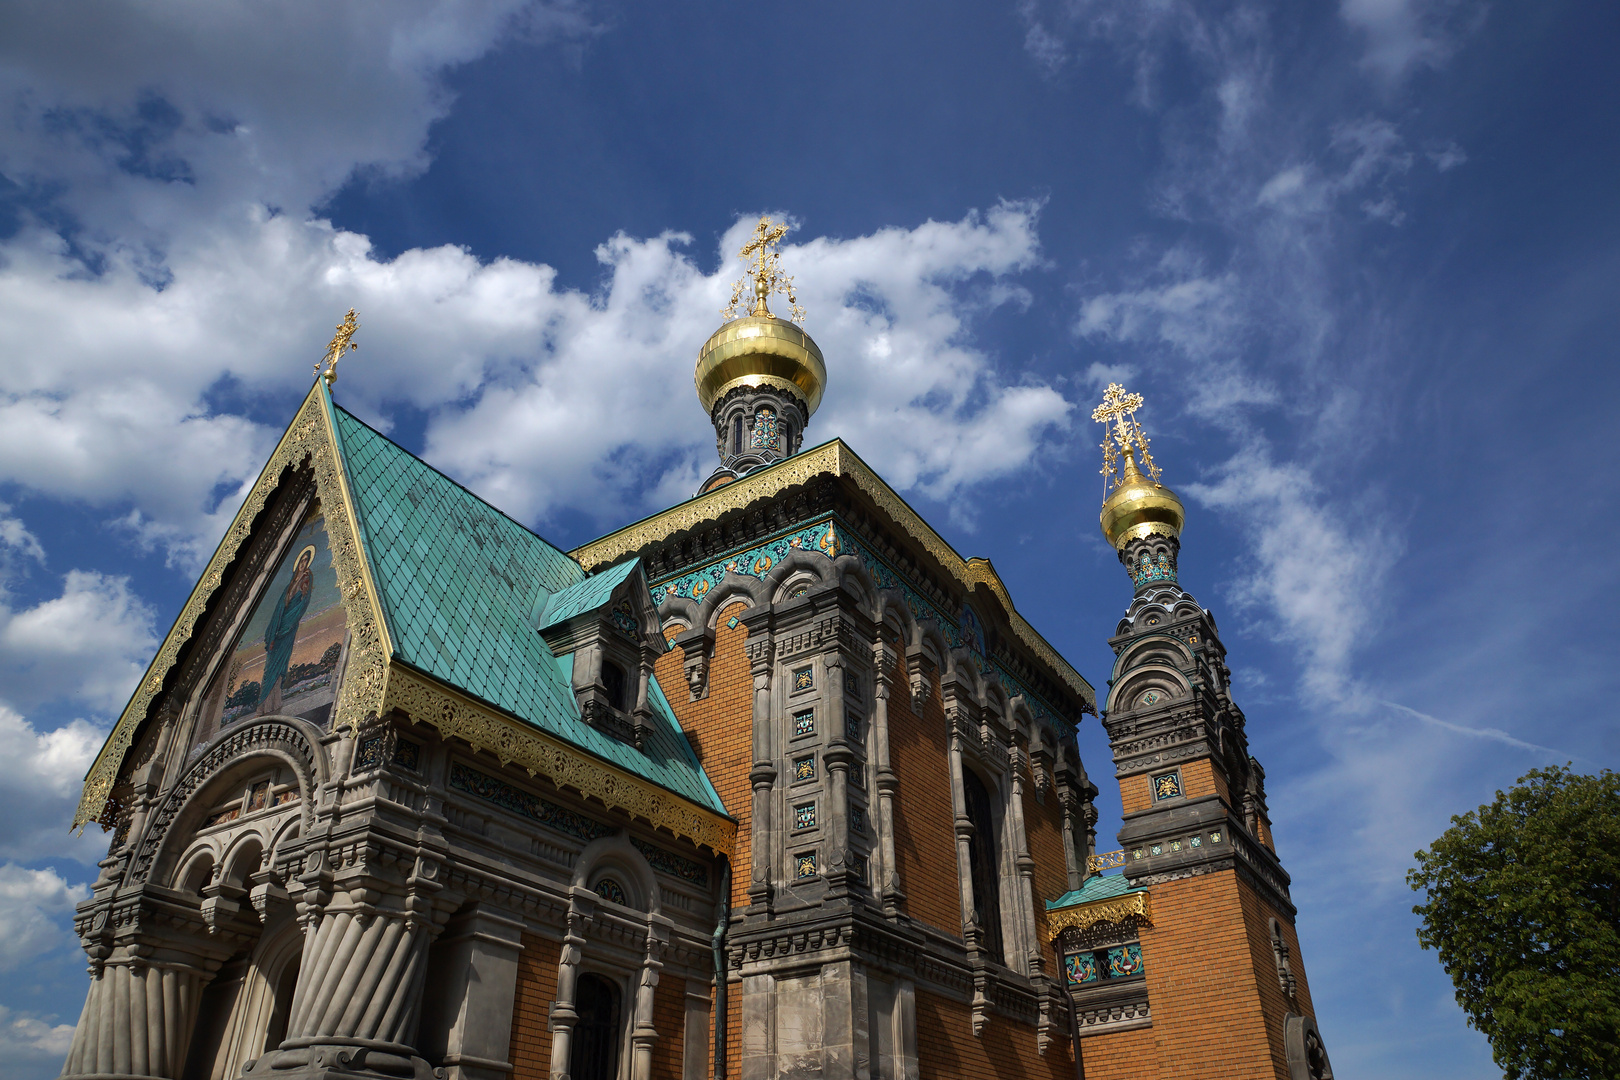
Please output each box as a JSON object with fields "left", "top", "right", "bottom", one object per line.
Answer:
{"left": 1409, "top": 766, "right": 1620, "bottom": 1080}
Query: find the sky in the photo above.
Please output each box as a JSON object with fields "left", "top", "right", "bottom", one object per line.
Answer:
{"left": 0, "top": 1, "right": 1616, "bottom": 1076}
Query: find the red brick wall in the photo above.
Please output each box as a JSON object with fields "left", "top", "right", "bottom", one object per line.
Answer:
{"left": 509, "top": 932, "right": 561, "bottom": 1080}
{"left": 656, "top": 602, "right": 753, "bottom": 911}
{"left": 885, "top": 657, "right": 962, "bottom": 938}
{"left": 1132, "top": 870, "right": 1285, "bottom": 1080}
{"left": 1238, "top": 881, "right": 1317, "bottom": 1079}
{"left": 652, "top": 971, "right": 685, "bottom": 1079}
{"left": 915, "top": 990, "right": 1073, "bottom": 1080}
{"left": 1078, "top": 1025, "right": 1156, "bottom": 1078}
{"left": 1121, "top": 758, "right": 1229, "bottom": 818}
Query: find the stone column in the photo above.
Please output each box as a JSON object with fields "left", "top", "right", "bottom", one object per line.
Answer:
{"left": 1005, "top": 744, "right": 1042, "bottom": 975}
{"left": 946, "top": 734, "right": 977, "bottom": 951}
{"left": 870, "top": 639, "right": 904, "bottom": 917}
{"left": 823, "top": 653, "right": 854, "bottom": 897}
{"left": 747, "top": 629, "right": 776, "bottom": 910}
{"left": 414, "top": 904, "right": 526, "bottom": 1080}
{"left": 250, "top": 851, "right": 449, "bottom": 1078}
{"left": 60, "top": 950, "right": 219, "bottom": 1079}
{"left": 629, "top": 915, "right": 671, "bottom": 1080}
{"left": 1058, "top": 781, "right": 1084, "bottom": 892}
{"left": 546, "top": 904, "right": 588, "bottom": 1080}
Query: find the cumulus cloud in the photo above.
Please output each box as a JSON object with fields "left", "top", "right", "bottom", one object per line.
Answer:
{"left": 0, "top": 706, "right": 108, "bottom": 864}
{"left": 0, "top": 0, "right": 1070, "bottom": 567}
{"left": 0, "top": 865, "right": 89, "bottom": 973}
{"left": 0, "top": 1004, "right": 77, "bottom": 1065}
{"left": 0, "top": 570, "right": 157, "bottom": 714}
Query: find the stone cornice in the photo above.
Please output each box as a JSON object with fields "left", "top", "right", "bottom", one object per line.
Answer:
{"left": 569, "top": 440, "right": 1093, "bottom": 709}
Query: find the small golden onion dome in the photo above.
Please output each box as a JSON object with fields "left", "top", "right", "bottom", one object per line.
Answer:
{"left": 695, "top": 315, "right": 826, "bottom": 418}
{"left": 1100, "top": 448, "right": 1185, "bottom": 550}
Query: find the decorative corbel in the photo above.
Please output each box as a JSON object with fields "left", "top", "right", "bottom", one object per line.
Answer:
{"left": 675, "top": 625, "right": 714, "bottom": 702}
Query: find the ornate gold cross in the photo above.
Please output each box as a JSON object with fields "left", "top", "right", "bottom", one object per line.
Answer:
{"left": 1091, "top": 382, "right": 1162, "bottom": 493}
{"left": 314, "top": 308, "right": 360, "bottom": 387}
{"left": 723, "top": 216, "right": 806, "bottom": 324}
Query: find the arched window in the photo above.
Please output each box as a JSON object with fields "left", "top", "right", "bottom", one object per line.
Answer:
{"left": 570, "top": 974, "right": 622, "bottom": 1080}
{"left": 601, "top": 660, "right": 628, "bottom": 712}
{"left": 962, "top": 769, "right": 1005, "bottom": 964}
{"left": 732, "top": 415, "right": 743, "bottom": 456}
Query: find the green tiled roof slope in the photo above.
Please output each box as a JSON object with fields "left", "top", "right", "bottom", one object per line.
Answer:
{"left": 1046, "top": 872, "right": 1146, "bottom": 911}
{"left": 325, "top": 396, "right": 725, "bottom": 815}
{"left": 540, "top": 560, "right": 640, "bottom": 630}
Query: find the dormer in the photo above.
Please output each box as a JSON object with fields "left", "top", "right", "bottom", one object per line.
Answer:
{"left": 536, "top": 559, "right": 664, "bottom": 749}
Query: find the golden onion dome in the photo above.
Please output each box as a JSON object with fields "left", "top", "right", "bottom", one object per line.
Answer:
{"left": 1100, "top": 448, "right": 1185, "bottom": 550}
{"left": 695, "top": 314, "right": 826, "bottom": 419}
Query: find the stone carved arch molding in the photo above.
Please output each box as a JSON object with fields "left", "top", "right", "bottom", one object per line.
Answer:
{"left": 75, "top": 386, "right": 390, "bottom": 831}
{"left": 129, "top": 715, "right": 326, "bottom": 888}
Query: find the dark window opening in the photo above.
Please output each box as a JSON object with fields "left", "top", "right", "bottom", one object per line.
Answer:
{"left": 570, "top": 973, "right": 622, "bottom": 1080}
{"left": 732, "top": 415, "right": 743, "bottom": 456}
{"left": 963, "top": 769, "right": 1005, "bottom": 964}
{"left": 601, "top": 661, "right": 628, "bottom": 713}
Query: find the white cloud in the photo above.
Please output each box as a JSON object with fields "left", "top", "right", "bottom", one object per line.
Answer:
{"left": 0, "top": 506, "right": 45, "bottom": 567}
{"left": 0, "top": 865, "right": 89, "bottom": 974}
{"left": 0, "top": 571, "right": 158, "bottom": 714}
{"left": 1186, "top": 446, "right": 1398, "bottom": 703}
{"left": 1338, "top": 0, "right": 1473, "bottom": 84}
{"left": 0, "top": 706, "right": 108, "bottom": 864}
{"left": 0, "top": 0, "right": 1071, "bottom": 564}
{"left": 0, "top": 1004, "right": 77, "bottom": 1065}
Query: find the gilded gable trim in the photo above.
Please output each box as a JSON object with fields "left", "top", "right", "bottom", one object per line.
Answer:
{"left": 570, "top": 440, "right": 1094, "bottom": 707}
{"left": 1046, "top": 889, "right": 1152, "bottom": 937}
{"left": 74, "top": 383, "right": 393, "bottom": 830}
{"left": 383, "top": 664, "right": 736, "bottom": 855}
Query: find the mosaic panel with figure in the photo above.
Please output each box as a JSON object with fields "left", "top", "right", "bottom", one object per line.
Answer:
{"left": 216, "top": 504, "right": 347, "bottom": 730}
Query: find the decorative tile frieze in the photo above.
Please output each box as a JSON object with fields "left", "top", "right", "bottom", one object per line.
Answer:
{"left": 793, "top": 802, "right": 817, "bottom": 830}
{"left": 795, "top": 852, "right": 817, "bottom": 878}
{"left": 792, "top": 708, "right": 816, "bottom": 737}
{"left": 630, "top": 837, "right": 711, "bottom": 888}
{"left": 448, "top": 761, "right": 615, "bottom": 842}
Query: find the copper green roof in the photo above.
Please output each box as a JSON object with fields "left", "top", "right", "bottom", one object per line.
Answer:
{"left": 326, "top": 397, "right": 725, "bottom": 816}
{"left": 539, "top": 559, "right": 640, "bottom": 630}
{"left": 1046, "top": 872, "right": 1147, "bottom": 911}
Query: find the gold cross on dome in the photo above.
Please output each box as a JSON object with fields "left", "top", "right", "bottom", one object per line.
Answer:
{"left": 723, "top": 216, "right": 807, "bottom": 324}
{"left": 314, "top": 308, "right": 360, "bottom": 387}
{"left": 1091, "top": 382, "right": 1162, "bottom": 493}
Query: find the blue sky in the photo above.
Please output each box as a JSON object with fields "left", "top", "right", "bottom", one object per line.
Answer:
{"left": 0, "top": 1, "right": 1616, "bottom": 1076}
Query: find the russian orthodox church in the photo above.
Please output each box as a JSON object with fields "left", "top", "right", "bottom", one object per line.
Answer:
{"left": 61, "top": 221, "right": 1333, "bottom": 1080}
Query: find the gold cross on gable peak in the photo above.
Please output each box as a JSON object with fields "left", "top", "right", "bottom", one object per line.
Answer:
{"left": 723, "top": 215, "right": 807, "bottom": 325}
{"left": 1091, "top": 381, "right": 1162, "bottom": 489}
{"left": 314, "top": 308, "right": 360, "bottom": 388}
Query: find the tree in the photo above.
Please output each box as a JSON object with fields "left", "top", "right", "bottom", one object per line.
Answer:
{"left": 1409, "top": 766, "right": 1620, "bottom": 1080}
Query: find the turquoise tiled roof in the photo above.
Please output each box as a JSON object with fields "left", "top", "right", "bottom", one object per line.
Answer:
{"left": 539, "top": 559, "right": 640, "bottom": 630}
{"left": 1046, "top": 872, "right": 1146, "bottom": 911}
{"left": 324, "top": 394, "right": 726, "bottom": 816}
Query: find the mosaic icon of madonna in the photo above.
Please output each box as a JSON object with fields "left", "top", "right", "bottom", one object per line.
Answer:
{"left": 216, "top": 504, "right": 347, "bottom": 729}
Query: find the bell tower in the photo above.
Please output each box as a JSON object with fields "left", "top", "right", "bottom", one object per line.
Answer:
{"left": 694, "top": 217, "right": 827, "bottom": 493}
{"left": 1085, "top": 383, "right": 1335, "bottom": 1079}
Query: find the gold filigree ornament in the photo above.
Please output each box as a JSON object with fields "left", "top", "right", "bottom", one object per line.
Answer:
{"left": 1091, "top": 382, "right": 1159, "bottom": 496}
{"left": 1045, "top": 889, "right": 1153, "bottom": 938}
{"left": 1092, "top": 382, "right": 1186, "bottom": 550}
{"left": 722, "top": 216, "right": 807, "bottom": 325}
{"left": 314, "top": 308, "right": 360, "bottom": 387}
{"left": 571, "top": 440, "right": 1095, "bottom": 709}
{"left": 74, "top": 381, "right": 392, "bottom": 831}
{"left": 383, "top": 667, "right": 735, "bottom": 854}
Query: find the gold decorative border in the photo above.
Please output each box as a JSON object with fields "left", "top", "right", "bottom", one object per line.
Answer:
{"left": 74, "top": 384, "right": 392, "bottom": 830}
{"left": 1046, "top": 888, "right": 1152, "bottom": 936}
{"left": 571, "top": 440, "right": 1094, "bottom": 707}
{"left": 382, "top": 665, "right": 736, "bottom": 855}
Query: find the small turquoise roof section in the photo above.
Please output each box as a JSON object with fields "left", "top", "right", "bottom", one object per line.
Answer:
{"left": 1046, "top": 873, "right": 1147, "bottom": 911}
{"left": 322, "top": 391, "right": 726, "bottom": 817}
{"left": 539, "top": 559, "right": 640, "bottom": 631}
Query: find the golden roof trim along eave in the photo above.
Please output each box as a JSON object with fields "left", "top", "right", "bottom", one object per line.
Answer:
{"left": 1046, "top": 889, "right": 1153, "bottom": 938}
{"left": 383, "top": 663, "right": 736, "bottom": 855}
{"left": 73, "top": 383, "right": 394, "bottom": 830}
{"left": 570, "top": 440, "right": 1095, "bottom": 708}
